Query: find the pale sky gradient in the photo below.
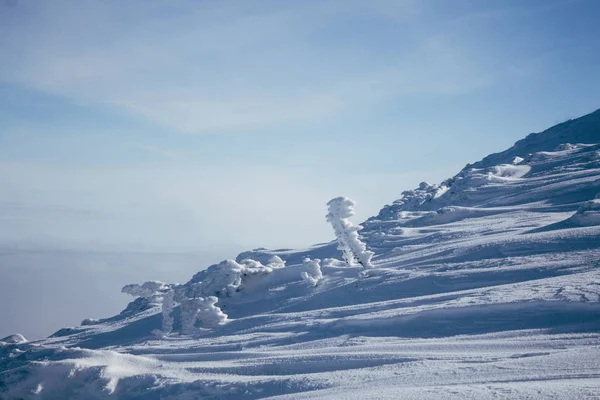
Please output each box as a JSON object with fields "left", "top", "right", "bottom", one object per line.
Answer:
{"left": 1, "top": 0, "right": 599, "bottom": 339}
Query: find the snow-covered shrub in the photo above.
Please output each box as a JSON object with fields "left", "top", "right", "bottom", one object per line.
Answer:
{"left": 122, "top": 280, "right": 179, "bottom": 334}
{"left": 554, "top": 143, "right": 579, "bottom": 151}
{"left": 122, "top": 281, "right": 172, "bottom": 325}
{"left": 301, "top": 258, "right": 323, "bottom": 286}
{"left": 122, "top": 258, "right": 275, "bottom": 334}
{"left": 196, "top": 296, "right": 228, "bottom": 328}
{"left": 178, "top": 296, "right": 228, "bottom": 334}
{"left": 121, "top": 281, "right": 169, "bottom": 304}
{"left": 326, "top": 197, "right": 374, "bottom": 268}
{"left": 266, "top": 255, "right": 286, "bottom": 269}
{"left": 399, "top": 182, "right": 445, "bottom": 210}
{"left": 188, "top": 259, "right": 273, "bottom": 298}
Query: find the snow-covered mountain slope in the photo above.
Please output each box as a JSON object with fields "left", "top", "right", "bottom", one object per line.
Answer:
{"left": 2, "top": 110, "right": 600, "bottom": 399}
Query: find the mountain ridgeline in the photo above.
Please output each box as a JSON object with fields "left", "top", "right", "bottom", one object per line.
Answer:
{"left": 1, "top": 109, "right": 600, "bottom": 399}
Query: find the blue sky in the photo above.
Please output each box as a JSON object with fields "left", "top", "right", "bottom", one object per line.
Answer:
{"left": 1, "top": 0, "right": 600, "bottom": 251}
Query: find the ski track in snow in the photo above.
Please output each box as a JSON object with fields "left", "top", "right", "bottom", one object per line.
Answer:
{"left": 1, "top": 112, "right": 600, "bottom": 399}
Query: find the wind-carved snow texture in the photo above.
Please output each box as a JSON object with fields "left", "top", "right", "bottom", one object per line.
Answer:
{"left": 2, "top": 109, "right": 600, "bottom": 399}
{"left": 326, "top": 196, "right": 374, "bottom": 268}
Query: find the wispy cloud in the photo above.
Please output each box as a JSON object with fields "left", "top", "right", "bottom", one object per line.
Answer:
{"left": 0, "top": 0, "right": 532, "bottom": 134}
{"left": 128, "top": 142, "right": 182, "bottom": 161}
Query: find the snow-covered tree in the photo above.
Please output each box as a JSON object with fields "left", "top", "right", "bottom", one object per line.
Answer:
{"left": 161, "top": 289, "right": 175, "bottom": 334}
{"left": 122, "top": 257, "right": 276, "bottom": 335}
{"left": 301, "top": 258, "right": 323, "bottom": 286}
{"left": 122, "top": 281, "right": 179, "bottom": 335}
{"left": 189, "top": 259, "right": 274, "bottom": 298}
{"left": 178, "top": 296, "right": 228, "bottom": 334}
{"left": 326, "top": 197, "right": 374, "bottom": 268}
{"left": 179, "top": 297, "right": 201, "bottom": 335}
{"left": 196, "top": 296, "right": 228, "bottom": 328}
{"left": 121, "top": 281, "right": 168, "bottom": 303}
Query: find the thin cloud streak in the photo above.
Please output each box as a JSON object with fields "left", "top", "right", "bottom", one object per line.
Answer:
{"left": 0, "top": 0, "right": 536, "bottom": 134}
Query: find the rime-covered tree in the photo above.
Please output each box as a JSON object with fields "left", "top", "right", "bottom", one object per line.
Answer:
{"left": 326, "top": 197, "right": 374, "bottom": 268}
{"left": 121, "top": 281, "right": 168, "bottom": 302}
{"left": 121, "top": 257, "right": 279, "bottom": 335}
{"left": 161, "top": 289, "right": 175, "bottom": 334}
{"left": 177, "top": 296, "right": 228, "bottom": 334}
{"left": 301, "top": 258, "right": 323, "bottom": 286}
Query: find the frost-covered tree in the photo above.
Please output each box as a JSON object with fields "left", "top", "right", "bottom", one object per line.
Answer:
{"left": 161, "top": 289, "right": 175, "bottom": 334}
{"left": 178, "top": 296, "right": 228, "bottom": 334}
{"left": 122, "top": 257, "right": 276, "bottom": 335}
{"left": 122, "top": 281, "right": 178, "bottom": 334}
{"left": 122, "top": 281, "right": 177, "bottom": 334}
{"left": 179, "top": 297, "right": 201, "bottom": 335}
{"left": 301, "top": 258, "right": 323, "bottom": 286}
{"left": 121, "top": 281, "right": 168, "bottom": 302}
{"left": 188, "top": 259, "right": 275, "bottom": 298}
{"left": 196, "top": 296, "right": 228, "bottom": 328}
{"left": 326, "top": 197, "right": 374, "bottom": 268}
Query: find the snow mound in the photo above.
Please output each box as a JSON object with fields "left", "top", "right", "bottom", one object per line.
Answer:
{"left": 487, "top": 164, "right": 531, "bottom": 178}
{"left": 568, "top": 195, "right": 600, "bottom": 226}
{"left": 0, "top": 334, "right": 27, "bottom": 345}
{"left": 471, "top": 108, "right": 600, "bottom": 168}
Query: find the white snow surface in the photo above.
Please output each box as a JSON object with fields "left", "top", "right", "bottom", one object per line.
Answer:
{"left": 2, "top": 110, "right": 600, "bottom": 399}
